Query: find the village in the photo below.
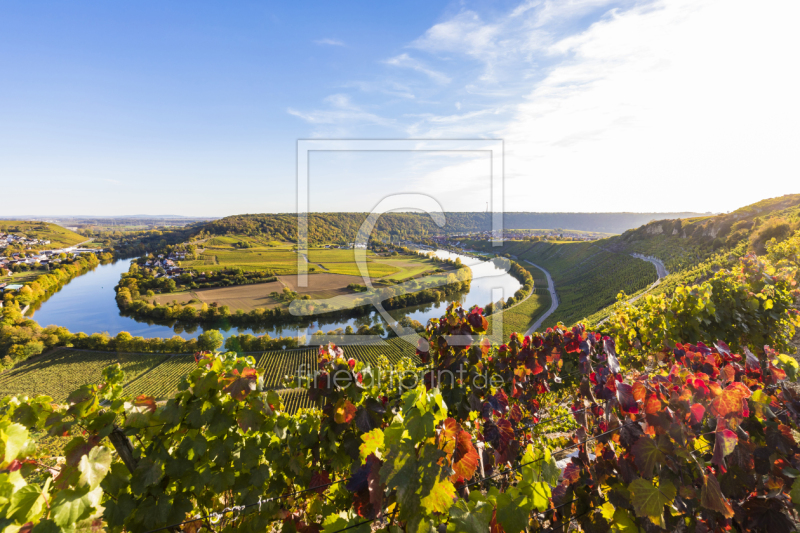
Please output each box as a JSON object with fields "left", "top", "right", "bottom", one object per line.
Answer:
{"left": 142, "top": 251, "right": 191, "bottom": 279}
{"left": 0, "top": 230, "right": 105, "bottom": 293}
{"left": 422, "top": 228, "right": 606, "bottom": 244}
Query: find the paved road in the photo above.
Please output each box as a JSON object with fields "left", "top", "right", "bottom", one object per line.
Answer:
{"left": 631, "top": 253, "right": 668, "bottom": 279}
{"left": 524, "top": 261, "right": 559, "bottom": 335}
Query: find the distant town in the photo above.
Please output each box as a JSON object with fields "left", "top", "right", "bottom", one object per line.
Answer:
{"left": 0, "top": 230, "right": 103, "bottom": 291}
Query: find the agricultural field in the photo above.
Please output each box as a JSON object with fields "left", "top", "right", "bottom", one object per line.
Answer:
{"left": 0, "top": 338, "right": 420, "bottom": 413}
{"left": 154, "top": 280, "right": 285, "bottom": 311}
{"left": 180, "top": 237, "right": 438, "bottom": 280}
{"left": 0, "top": 220, "right": 86, "bottom": 249}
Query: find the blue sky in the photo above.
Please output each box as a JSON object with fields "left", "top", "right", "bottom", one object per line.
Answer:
{"left": 1, "top": 0, "right": 798, "bottom": 216}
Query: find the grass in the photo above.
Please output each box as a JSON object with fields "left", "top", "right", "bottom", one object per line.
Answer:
{"left": 486, "top": 263, "right": 552, "bottom": 340}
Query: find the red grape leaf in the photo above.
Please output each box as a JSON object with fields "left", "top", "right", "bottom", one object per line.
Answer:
{"left": 690, "top": 403, "right": 705, "bottom": 425}
{"left": 334, "top": 399, "right": 356, "bottom": 424}
{"left": 222, "top": 367, "right": 258, "bottom": 401}
{"left": 712, "top": 426, "right": 738, "bottom": 469}
{"left": 616, "top": 383, "right": 639, "bottom": 415}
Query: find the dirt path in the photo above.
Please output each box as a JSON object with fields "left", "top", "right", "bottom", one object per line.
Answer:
{"left": 524, "top": 261, "right": 559, "bottom": 335}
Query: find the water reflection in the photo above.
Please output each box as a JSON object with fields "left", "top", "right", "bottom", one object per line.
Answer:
{"left": 29, "top": 250, "right": 519, "bottom": 341}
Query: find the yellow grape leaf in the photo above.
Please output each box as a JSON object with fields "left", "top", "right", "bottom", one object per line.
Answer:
{"left": 360, "top": 429, "right": 384, "bottom": 461}
{"left": 420, "top": 479, "right": 456, "bottom": 514}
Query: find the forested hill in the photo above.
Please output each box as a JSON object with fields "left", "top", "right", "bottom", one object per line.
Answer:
{"left": 198, "top": 211, "right": 703, "bottom": 244}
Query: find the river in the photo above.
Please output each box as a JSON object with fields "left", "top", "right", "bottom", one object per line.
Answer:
{"left": 27, "top": 250, "right": 521, "bottom": 340}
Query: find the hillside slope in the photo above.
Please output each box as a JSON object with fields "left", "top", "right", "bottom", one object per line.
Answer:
{"left": 0, "top": 220, "right": 85, "bottom": 249}
{"left": 467, "top": 194, "right": 800, "bottom": 330}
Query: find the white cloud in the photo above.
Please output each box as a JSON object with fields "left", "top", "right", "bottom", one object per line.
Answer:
{"left": 344, "top": 80, "right": 416, "bottom": 100}
{"left": 287, "top": 94, "right": 395, "bottom": 136}
{"left": 292, "top": 0, "right": 800, "bottom": 213}
{"left": 498, "top": 0, "right": 800, "bottom": 212}
{"left": 314, "top": 38, "right": 345, "bottom": 46}
{"left": 384, "top": 53, "right": 451, "bottom": 85}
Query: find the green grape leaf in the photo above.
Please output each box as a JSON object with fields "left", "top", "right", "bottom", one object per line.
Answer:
{"left": 130, "top": 458, "right": 163, "bottom": 496}
{"left": 7, "top": 478, "right": 50, "bottom": 522}
{"left": 629, "top": 478, "right": 675, "bottom": 524}
{"left": 530, "top": 481, "right": 551, "bottom": 512}
{"left": 611, "top": 507, "right": 643, "bottom": 532}
{"left": 407, "top": 411, "right": 436, "bottom": 442}
{"left": 78, "top": 446, "right": 112, "bottom": 490}
{"left": 447, "top": 499, "right": 493, "bottom": 533}
{"left": 632, "top": 436, "right": 665, "bottom": 479}
{"left": 495, "top": 491, "right": 530, "bottom": 533}
{"left": 236, "top": 408, "right": 262, "bottom": 433}
{"left": 791, "top": 479, "right": 800, "bottom": 506}
{"left": 50, "top": 486, "right": 101, "bottom": 527}
{"left": 700, "top": 472, "right": 734, "bottom": 518}
{"left": 0, "top": 422, "right": 29, "bottom": 467}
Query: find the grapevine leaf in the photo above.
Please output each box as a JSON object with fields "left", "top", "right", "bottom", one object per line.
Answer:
{"left": 629, "top": 477, "right": 675, "bottom": 524}
{"left": 193, "top": 371, "right": 219, "bottom": 397}
{"left": 440, "top": 419, "right": 480, "bottom": 483}
{"left": 77, "top": 446, "right": 111, "bottom": 490}
{"left": 130, "top": 458, "right": 162, "bottom": 495}
{"left": 712, "top": 428, "right": 738, "bottom": 468}
{"left": 631, "top": 381, "right": 647, "bottom": 402}
{"left": 420, "top": 478, "right": 456, "bottom": 514}
{"left": 448, "top": 499, "right": 493, "bottom": 533}
{"left": 709, "top": 383, "right": 751, "bottom": 419}
{"left": 222, "top": 367, "right": 258, "bottom": 401}
{"left": 495, "top": 492, "right": 531, "bottom": 533}
{"left": 354, "top": 406, "right": 380, "bottom": 433}
{"left": 360, "top": 429, "right": 384, "bottom": 461}
{"left": 690, "top": 403, "right": 705, "bottom": 424}
{"left": 611, "top": 507, "right": 643, "bottom": 533}
{"left": 236, "top": 408, "right": 262, "bottom": 433}
{"left": 530, "top": 481, "right": 551, "bottom": 512}
{"left": 700, "top": 472, "right": 734, "bottom": 518}
{"left": 8, "top": 479, "right": 49, "bottom": 522}
{"left": 50, "top": 487, "right": 101, "bottom": 527}
{"left": 632, "top": 436, "right": 664, "bottom": 479}
{"left": 603, "top": 338, "right": 621, "bottom": 374}
{"left": 616, "top": 383, "right": 639, "bottom": 415}
{"left": 334, "top": 399, "right": 357, "bottom": 425}
{"left": 0, "top": 422, "right": 28, "bottom": 467}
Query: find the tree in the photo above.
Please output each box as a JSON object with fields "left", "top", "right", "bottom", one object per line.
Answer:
{"left": 197, "top": 329, "right": 224, "bottom": 351}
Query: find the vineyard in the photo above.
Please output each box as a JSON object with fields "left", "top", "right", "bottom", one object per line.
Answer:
{"left": 517, "top": 241, "right": 657, "bottom": 328}
{"left": 0, "top": 338, "right": 419, "bottom": 411}
{"left": 0, "top": 349, "right": 169, "bottom": 401}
